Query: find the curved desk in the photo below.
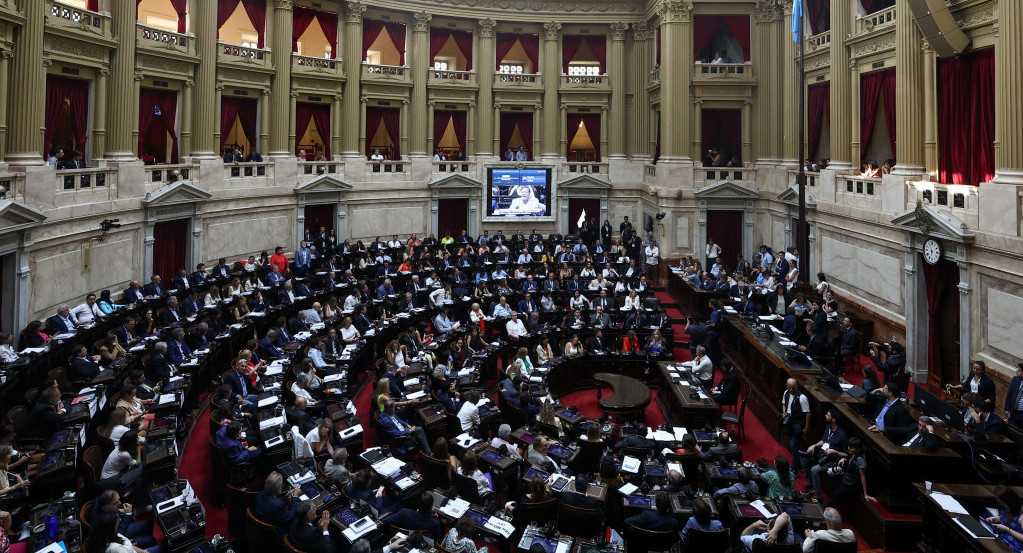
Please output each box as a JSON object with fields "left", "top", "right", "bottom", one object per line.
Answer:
{"left": 594, "top": 372, "right": 652, "bottom": 422}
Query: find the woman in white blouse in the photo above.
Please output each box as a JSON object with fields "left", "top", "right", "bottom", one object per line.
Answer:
{"left": 338, "top": 316, "right": 360, "bottom": 343}
{"left": 202, "top": 285, "right": 220, "bottom": 307}
{"left": 468, "top": 303, "right": 486, "bottom": 327}
{"left": 101, "top": 430, "right": 142, "bottom": 482}
{"left": 569, "top": 290, "right": 590, "bottom": 310}
{"left": 786, "top": 264, "right": 800, "bottom": 290}
{"left": 624, "top": 289, "right": 641, "bottom": 311}
{"left": 535, "top": 337, "right": 554, "bottom": 365}
{"left": 0, "top": 332, "right": 17, "bottom": 364}
{"left": 457, "top": 452, "right": 492, "bottom": 497}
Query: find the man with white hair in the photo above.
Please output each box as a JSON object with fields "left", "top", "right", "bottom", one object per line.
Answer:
{"left": 46, "top": 304, "right": 77, "bottom": 335}
{"left": 490, "top": 424, "right": 522, "bottom": 458}
{"left": 801, "top": 507, "right": 855, "bottom": 552}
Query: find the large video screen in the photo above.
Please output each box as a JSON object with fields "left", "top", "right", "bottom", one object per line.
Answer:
{"left": 487, "top": 168, "right": 552, "bottom": 218}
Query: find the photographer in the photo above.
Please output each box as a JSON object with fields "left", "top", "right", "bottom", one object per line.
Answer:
{"left": 800, "top": 410, "right": 848, "bottom": 502}
{"left": 824, "top": 437, "right": 875, "bottom": 507}
{"left": 707, "top": 148, "right": 724, "bottom": 167}
{"left": 869, "top": 341, "right": 906, "bottom": 388}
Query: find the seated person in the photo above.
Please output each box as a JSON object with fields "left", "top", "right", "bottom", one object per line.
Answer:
{"left": 560, "top": 474, "right": 601, "bottom": 510}
{"left": 681, "top": 496, "right": 723, "bottom": 540}
{"left": 802, "top": 507, "right": 856, "bottom": 552}
{"left": 214, "top": 421, "right": 261, "bottom": 464}
{"left": 70, "top": 343, "right": 103, "bottom": 379}
{"left": 288, "top": 501, "right": 335, "bottom": 553}
{"left": 382, "top": 493, "right": 443, "bottom": 542}
{"left": 323, "top": 447, "right": 351, "bottom": 489}
{"left": 253, "top": 472, "right": 300, "bottom": 531}
{"left": 713, "top": 467, "right": 759, "bottom": 499}
{"left": 625, "top": 492, "right": 678, "bottom": 531}
{"left": 490, "top": 424, "right": 523, "bottom": 459}
{"left": 900, "top": 416, "right": 946, "bottom": 450}
{"left": 442, "top": 514, "right": 489, "bottom": 553}
{"left": 699, "top": 431, "right": 739, "bottom": 461}
{"left": 616, "top": 423, "right": 655, "bottom": 451}
{"left": 965, "top": 392, "right": 1007, "bottom": 439}
{"left": 712, "top": 361, "right": 740, "bottom": 405}
{"left": 380, "top": 400, "right": 433, "bottom": 456}
{"left": 660, "top": 470, "right": 686, "bottom": 493}
{"left": 347, "top": 469, "right": 401, "bottom": 517}
{"left": 457, "top": 451, "right": 493, "bottom": 497}
{"left": 824, "top": 438, "right": 876, "bottom": 508}
{"left": 760, "top": 455, "right": 796, "bottom": 499}
{"left": 740, "top": 511, "right": 796, "bottom": 551}
{"left": 90, "top": 489, "right": 157, "bottom": 550}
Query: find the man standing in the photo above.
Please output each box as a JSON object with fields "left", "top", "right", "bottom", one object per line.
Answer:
{"left": 706, "top": 237, "right": 722, "bottom": 270}
{"left": 781, "top": 378, "right": 810, "bottom": 467}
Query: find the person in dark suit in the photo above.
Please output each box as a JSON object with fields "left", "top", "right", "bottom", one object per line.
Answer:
{"left": 211, "top": 258, "right": 231, "bottom": 280}
{"left": 214, "top": 421, "right": 261, "bottom": 464}
{"left": 381, "top": 494, "right": 443, "bottom": 542}
{"left": 288, "top": 397, "right": 318, "bottom": 435}
{"left": 616, "top": 423, "right": 655, "bottom": 451}
{"left": 158, "top": 297, "right": 183, "bottom": 327}
{"left": 947, "top": 360, "right": 997, "bottom": 410}
{"left": 142, "top": 275, "right": 167, "bottom": 298}
{"left": 260, "top": 330, "right": 286, "bottom": 360}
{"left": 114, "top": 317, "right": 139, "bottom": 348}
{"left": 380, "top": 400, "right": 432, "bottom": 456}
{"left": 561, "top": 474, "right": 602, "bottom": 511}
{"left": 23, "top": 386, "right": 66, "bottom": 441}
{"left": 253, "top": 472, "right": 300, "bottom": 532}
{"left": 288, "top": 501, "right": 335, "bottom": 553}
{"left": 190, "top": 264, "right": 207, "bottom": 287}
{"left": 899, "top": 417, "right": 946, "bottom": 450}
{"left": 123, "top": 280, "right": 144, "bottom": 305}
{"left": 965, "top": 393, "right": 1007, "bottom": 439}
{"left": 144, "top": 342, "right": 176, "bottom": 380}
{"left": 289, "top": 313, "right": 310, "bottom": 334}
{"left": 712, "top": 361, "right": 740, "bottom": 405}
{"left": 586, "top": 329, "right": 608, "bottom": 353}
{"left": 273, "top": 318, "right": 292, "bottom": 346}
{"left": 226, "top": 358, "right": 260, "bottom": 405}
{"left": 837, "top": 317, "right": 859, "bottom": 373}
{"left": 70, "top": 343, "right": 102, "bottom": 379}
{"left": 181, "top": 290, "right": 201, "bottom": 317}
{"left": 869, "top": 341, "right": 906, "bottom": 385}
{"left": 172, "top": 268, "right": 191, "bottom": 291}
{"left": 868, "top": 383, "right": 912, "bottom": 438}
{"left": 518, "top": 293, "right": 538, "bottom": 315}
{"left": 624, "top": 492, "right": 679, "bottom": 531}
{"left": 699, "top": 432, "right": 739, "bottom": 461}
{"left": 434, "top": 379, "right": 464, "bottom": 416}
{"left": 1004, "top": 363, "right": 1023, "bottom": 428}
{"left": 46, "top": 305, "right": 78, "bottom": 335}
{"left": 798, "top": 323, "right": 828, "bottom": 359}
{"left": 185, "top": 323, "right": 210, "bottom": 351}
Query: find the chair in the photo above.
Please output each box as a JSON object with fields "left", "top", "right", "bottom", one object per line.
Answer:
{"left": 419, "top": 454, "right": 452, "bottom": 489}
{"left": 512, "top": 497, "right": 559, "bottom": 530}
{"left": 81, "top": 445, "right": 105, "bottom": 494}
{"left": 451, "top": 469, "right": 485, "bottom": 505}
{"left": 751, "top": 541, "right": 803, "bottom": 553}
{"left": 78, "top": 500, "right": 93, "bottom": 528}
{"left": 557, "top": 504, "right": 604, "bottom": 538}
{"left": 812, "top": 541, "right": 859, "bottom": 553}
{"left": 684, "top": 528, "right": 730, "bottom": 553}
{"left": 665, "top": 451, "right": 701, "bottom": 488}
{"left": 225, "top": 484, "right": 258, "bottom": 542}
{"left": 6, "top": 405, "right": 27, "bottom": 434}
{"left": 245, "top": 507, "right": 286, "bottom": 553}
{"left": 720, "top": 397, "right": 747, "bottom": 441}
{"left": 24, "top": 387, "right": 39, "bottom": 405}
{"left": 94, "top": 426, "right": 115, "bottom": 457}
{"left": 624, "top": 524, "right": 680, "bottom": 553}
{"left": 283, "top": 535, "right": 310, "bottom": 553}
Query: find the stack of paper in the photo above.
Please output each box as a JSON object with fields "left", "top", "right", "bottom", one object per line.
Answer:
{"left": 621, "top": 456, "right": 641, "bottom": 473}
{"left": 438, "top": 497, "right": 471, "bottom": 518}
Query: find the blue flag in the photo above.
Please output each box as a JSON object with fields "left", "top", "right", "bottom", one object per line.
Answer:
{"left": 792, "top": 0, "right": 803, "bottom": 43}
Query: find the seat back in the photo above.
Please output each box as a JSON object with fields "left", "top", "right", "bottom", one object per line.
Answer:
{"left": 419, "top": 454, "right": 452, "bottom": 489}
{"left": 513, "top": 497, "right": 559, "bottom": 528}
{"left": 557, "top": 504, "right": 604, "bottom": 538}
{"left": 812, "top": 540, "right": 859, "bottom": 553}
{"left": 6, "top": 405, "right": 27, "bottom": 433}
{"left": 685, "top": 528, "right": 730, "bottom": 553}
{"left": 245, "top": 507, "right": 285, "bottom": 553}
{"left": 451, "top": 469, "right": 484, "bottom": 505}
{"left": 225, "top": 484, "right": 258, "bottom": 542}
{"left": 751, "top": 541, "right": 803, "bottom": 553}
{"left": 81, "top": 445, "right": 104, "bottom": 492}
{"left": 283, "top": 535, "right": 310, "bottom": 553}
{"left": 622, "top": 445, "right": 655, "bottom": 459}
{"left": 78, "top": 500, "right": 94, "bottom": 528}
{"left": 94, "top": 426, "right": 115, "bottom": 457}
{"left": 624, "top": 524, "right": 679, "bottom": 553}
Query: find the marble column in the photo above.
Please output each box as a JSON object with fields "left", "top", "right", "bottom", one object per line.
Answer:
{"left": 849, "top": 59, "right": 860, "bottom": 168}
{"left": 828, "top": 0, "right": 852, "bottom": 170}
{"left": 994, "top": 0, "right": 1023, "bottom": 183}
{"left": 213, "top": 86, "right": 224, "bottom": 147}
{"left": 179, "top": 80, "right": 193, "bottom": 158}
{"left": 608, "top": 22, "right": 629, "bottom": 158}
{"left": 288, "top": 92, "right": 298, "bottom": 153}
{"left": 190, "top": 0, "right": 219, "bottom": 158}
{"left": 410, "top": 12, "right": 431, "bottom": 157}
{"left": 892, "top": 0, "right": 925, "bottom": 175}
{"left": 426, "top": 102, "right": 435, "bottom": 155}
{"left": 467, "top": 102, "right": 476, "bottom": 156}
{"left": 631, "top": 23, "right": 653, "bottom": 159}
{"left": 742, "top": 99, "right": 752, "bottom": 163}
{"left": 492, "top": 104, "right": 501, "bottom": 154}
{"left": 6, "top": 0, "right": 45, "bottom": 166}
{"left": 331, "top": 93, "right": 342, "bottom": 157}
{"left": 541, "top": 22, "right": 561, "bottom": 158}
{"left": 268, "top": 0, "right": 294, "bottom": 158}
{"left": 0, "top": 50, "right": 9, "bottom": 162}
{"left": 781, "top": 3, "right": 799, "bottom": 165}
{"left": 476, "top": 19, "right": 496, "bottom": 158}
{"left": 922, "top": 43, "right": 937, "bottom": 177}
{"left": 91, "top": 68, "right": 108, "bottom": 162}
{"left": 341, "top": 1, "right": 366, "bottom": 157}
{"left": 753, "top": 0, "right": 783, "bottom": 162}
{"left": 600, "top": 105, "right": 609, "bottom": 160}
{"left": 658, "top": 0, "right": 694, "bottom": 162}
{"left": 260, "top": 89, "right": 270, "bottom": 153}
{"left": 105, "top": 0, "right": 138, "bottom": 160}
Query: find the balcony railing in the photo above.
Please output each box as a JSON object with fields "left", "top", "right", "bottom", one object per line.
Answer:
{"left": 808, "top": 31, "right": 831, "bottom": 52}
{"left": 694, "top": 62, "right": 753, "bottom": 79}
{"left": 0, "top": 172, "right": 25, "bottom": 202}
{"left": 46, "top": 0, "right": 112, "bottom": 39}
{"left": 369, "top": 161, "right": 407, "bottom": 174}
{"left": 429, "top": 70, "right": 476, "bottom": 86}
{"left": 138, "top": 24, "right": 190, "bottom": 50}
{"left": 561, "top": 162, "right": 608, "bottom": 175}
{"left": 362, "top": 63, "right": 410, "bottom": 82}
{"left": 225, "top": 162, "right": 273, "bottom": 179}
{"left": 911, "top": 181, "right": 975, "bottom": 211}
{"left": 292, "top": 54, "right": 342, "bottom": 77}
{"left": 649, "top": 67, "right": 660, "bottom": 84}
{"left": 58, "top": 167, "right": 110, "bottom": 191}
{"left": 218, "top": 42, "right": 271, "bottom": 67}
{"left": 494, "top": 72, "right": 542, "bottom": 88}
{"left": 859, "top": 5, "right": 896, "bottom": 33}
{"left": 432, "top": 161, "right": 473, "bottom": 174}
{"left": 703, "top": 166, "right": 753, "bottom": 182}
{"left": 645, "top": 164, "right": 657, "bottom": 178}
{"left": 561, "top": 74, "right": 608, "bottom": 88}
{"left": 788, "top": 170, "right": 819, "bottom": 188}
{"left": 298, "top": 161, "right": 341, "bottom": 176}
{"left": 145, "top": 164, "right": 192, "bottom": 185}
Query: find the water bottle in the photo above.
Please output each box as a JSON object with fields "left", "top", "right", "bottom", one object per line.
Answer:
{"left": 46, "top": 515, "right": 59, "bottom": 543}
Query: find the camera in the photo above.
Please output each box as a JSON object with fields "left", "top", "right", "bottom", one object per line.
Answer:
{"left": 827, "top": 465, "right": 843, "bottom": 477}
{"left": 100, "top": 218, "right": 121, "bottom": 232}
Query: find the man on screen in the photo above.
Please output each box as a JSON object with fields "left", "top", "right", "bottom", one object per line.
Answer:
{"left": 508, "top": 185, "right": 543, "bottom": 214}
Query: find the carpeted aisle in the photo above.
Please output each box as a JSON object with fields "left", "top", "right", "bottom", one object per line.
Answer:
{"left": 177, "top": 406, "right": 229, "bottom": 539}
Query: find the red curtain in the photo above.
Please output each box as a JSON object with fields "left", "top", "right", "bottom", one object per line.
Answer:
{"left": 363, "top": 19, "right": 385, "bottom": 61}
{"left": 387, "top": 22, "right": 406, "bottom": 65}
{"left": 588, "top": 36, "right": 607, "bottom": 73}
{"left": 562, "top": 35, "right": 583, "bottom": 74}
{"left": 153, "top": 219, "right": 189, "bottom": 284}
{"left": 438, "top": 198, "right": 468, "bottom": 239}
{"left": 44, "top": 75, "right": 90, "bottom": 158}
{"left": 939, "top": 48, "right": 995, "bottom": 186}
{"left": 220, "top": 96, "right": 257, "bottom": 150}
{"left": 567, "top": 113, "right": 601, "bottom": 161}
{"left": 217, "top": 0, "right": 238, "bottom": 35}
{"left": 88, "top": 0, "right": 98, "bottom": 11}
{"left": 500, "top": 112, "right": 533, "bottom": 158}
{"left": 807, "top": 0, "right": 830, "bottom": 34}
{"left": 430, "top": 29, "right": 449, "bottom": 67}
{"left": 139, "top": 88, "right": 179, "bottom": 163}
{"left": 723, "top": 17, "right": 750, "bottom": 62}
{"left": 706, "top": 210, "right": 743, "bottom": 265}
{"left": 860, "top": 70, "right": 885, "bottom": 159}
{"left": 701, "top": 109, "right": 742, "bottom": 162}
{"left": 365, "top": 107, "right": 383, "bottom": 157}
{"left": 520, "top": 35, "right": 539, "bottom": 73}
{"left": 495, "top": 33, "right": 516, "bottom": 70}
{"left": 923, "top": 260, "right": 957, "bottom": 381}
{"left": 167, "top": 0, "right": 187, "bottom": 33}
{"left": 433, "top": 111, "right": 450, "bottom": 151}
{"left": 292, "top": 6, "right": 317, "bottom": 54}
{"left": 295, "top": 102, "right": 315, "bottom": 152}
{"left": 363, "top": 19, "right": 405, "bottom": 65}
{"left": 807, "top": 82, "right": 830, "bottom": 161}
{"left": 860, "top": 0, "right": 895, "bottom": 14}
{"left": 881, "top": 70, "right": 896, "bottom": 157}
{"left": 452, "top": 30, "right": 473, "bottom": 71}
{"left": 318, "top": 12, "right": 338, "bottom": 59}
{"left": 304, "top": 204, "right": 335, "bottom": 235}
{"left": 239, "top": 0, "right": 265, "bottom": 48}
{"left": 366, "top": 107, "right": 400, "bottom": 158}
{"left": 294, "top": 102, "right": 331, "bottom": 156}
{"left": 451, "top": 110, "right": 467, "bottom": 154}
{"left": 692, "top": 16, "right": 720, "bottom": 61}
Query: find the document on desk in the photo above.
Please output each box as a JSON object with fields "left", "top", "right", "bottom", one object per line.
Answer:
{"left": 257, "top": 396, "right": 278, "bottom": 408}
{"left": 158, "top": 393, "right": 176, "bottom": 405}
{"left": 404, "top": 377, "right": 420, "bottom": 388}
{"left": 265, "top": 365, "right": 283, "bottom": 376}
{"left": 439, "top": 497, "right": 471, "bottom": 519}
{"left": 341, "top": 516, "right": 377, "bottom": 542}
{"left": 750, "top": 499, "right": 777, "bottom": 518}
{"left": 371, "top": 456, "right": 405, "bottom": 476}
{"left": 455, "top": 433, "right": 480, "bottom": 448}
{"left": 406, "top": 390, "right": 427, "bottom": 400}
{"left": 484, "top": 517, "right": 515, "bottom": 538}
{"left": 259, "top": 415, "right": 285, "bottom": 430}
{"left": 673, "top": 427, "right": 689, "bottom": 441}
{"left": 617, "top": 482, "right": 639, "bottom": 496}
{"left": 667, "top": 462, "right": 683, "bottom": 475}
{"left": 323, "top": 373, "right": 343, "bottom": 383}
{"left": 621, "top": 456, "right": 641, "bottom": 473}
{"left": 930, "top": 492, "right": 970, "bottom": 515}
{"left": 649, "top": 430, "right": 675, "bottom": 442}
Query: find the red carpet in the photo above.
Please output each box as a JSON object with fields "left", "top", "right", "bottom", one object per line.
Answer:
{"left": 177, "top": 404, "right": 229, "bottom": 539}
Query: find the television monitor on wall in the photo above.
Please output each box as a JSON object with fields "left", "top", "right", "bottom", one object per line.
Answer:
{"left": 486, "top": 167, "right": 552, "bottom": 219}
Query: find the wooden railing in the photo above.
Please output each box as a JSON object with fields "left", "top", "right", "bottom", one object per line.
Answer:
{"left": 859, "top": 5, "right": 896, "bottom": 33}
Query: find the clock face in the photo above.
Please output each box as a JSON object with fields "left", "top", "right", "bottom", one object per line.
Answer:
{"left": 923, "top": 239, "right": 942, "bottom": 265}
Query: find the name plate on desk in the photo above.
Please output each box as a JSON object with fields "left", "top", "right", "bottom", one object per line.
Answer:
{"left": 341, "top": 516, "right": 376, "bottom": 542}
{"left": 484, "top": 516, "right": 515, "bottom": 538}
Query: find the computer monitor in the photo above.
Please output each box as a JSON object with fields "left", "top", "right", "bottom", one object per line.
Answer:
{"left": 915, "top": 386, "right": 965, "bottom": 430}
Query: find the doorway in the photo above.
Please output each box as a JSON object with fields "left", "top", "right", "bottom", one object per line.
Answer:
{"left": 152, "top": 219, "right": 190, "bottom": 281}
{"left": 568, "top": 197, "right": 600, "bottom": 238}
{"left": 304, "top": 204, "right": 335, "bottom": 237}
{"left": 706, "top": 210, "right": 743, "bottom": 267}
{"left": 437, "top": 198, "right": 468, "bottom": 239}
{"left": 924, "top": 257, "right": 961, "bottom": 389}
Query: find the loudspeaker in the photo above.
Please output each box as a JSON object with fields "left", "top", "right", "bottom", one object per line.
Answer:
{"left": 906, "top": 0, "right": 971, "bottom": 58}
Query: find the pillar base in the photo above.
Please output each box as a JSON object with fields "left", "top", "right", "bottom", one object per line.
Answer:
{"left": 992, "top": 170, "right": 1023, "bottom": 185}
{"left": 105, "top": 151, "right": 137, "bottom": 162}
{"left": 826, "top": 161, "right": 853, "bottom": 171}
{"left": 188, "top": 151, "right": 220, "bottom": 161}
{"left": 891, "top": 164, "right": 925, "bottom": 177}
{"left": 4, "top": 153, "right": 44, "bottom": 167}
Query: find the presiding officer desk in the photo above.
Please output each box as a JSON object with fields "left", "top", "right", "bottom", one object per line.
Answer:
{"left": 915, "top": 482, "right": 1023, "bottom": 553}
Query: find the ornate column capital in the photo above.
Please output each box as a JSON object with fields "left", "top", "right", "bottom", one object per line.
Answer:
{"left": 262, "top": 88, "right": 272, "bottom": 96}
{"left": 632, "top": 22, "right": 653, "bottom": 41}
{"left": 215, "top": 84, "right": 225, "bottom": 92}
{"left": 610, "top": 22, "right": 629, "bottom": 41}
{"left": 413, "top": 12, "right": 432, "bottom": 32}
{"left": 290, "top": 92, "right": 300, "bottom": 99}
{"left": 543, "top": 21, "right": 562, "bottom": 41}
{"left": 478, "top": 19, "right": 497, "bottom": 38}
{"left": 754, "top": 0, "right": 784, "bottom": 23}
{"left": 344, "top": 1, "right": 366, "bottom": 24}
{"left": 0, "top": 49, "right": 12, "bottom": 60}
{"left": 658, "top": 0, "right": 693, "bottom": 24}
{"left": 185, "top": 79, "right": 194, "bottom": 88}
{"left": 274, "top": 0, "right": 293, "bottom": 10}
{"left": 99, "top": 67, "right": 110, "bottom": 77}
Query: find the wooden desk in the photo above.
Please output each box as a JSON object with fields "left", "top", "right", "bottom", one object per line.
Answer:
{"left": 915, "top": 482, "right": 1017, "bottom": 553}
{"left": 656, "top": 362, "right": 720, "bottom": 429}
{"left": 594, "top": 372, "right": 652, "bottom": 422}
{"left": 666, "top": 269, "right": 726, "bottom": 320}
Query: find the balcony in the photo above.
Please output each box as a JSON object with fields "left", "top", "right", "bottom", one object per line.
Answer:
{"left": 218, "top": 42, "right": 273, "bottom": 71}
{"left": 787, "top": 170, "right": 820, "bottom": 188}
{"left": 494, "top": 72, "right": 543, "bottom": 91}
{"left": 561, "top": 161, "right": 607, "bottom": 176}
{"left": 0, "top": 172, "right": 26, "bottom": 203}
{"left": 298, "top": 161, "right": 342, "bottom": 178}
{"left": 429, "top": 70, "right": 477, "bottom": 88}
{"left": 45, "top": 0, "right": 114, "bottom": 43}
{"left": 292, "top": 54, "right": 344, "bottom": 79}
{"left": 858, "top": 5, "right": 896, "bottom": 34}
{"left": 361, "top": 63, "right": 411, "bottom": 85}
{"left": 836, "top": 175, "right": 884, "bottom": 211}
{"left": 144, "top": 164, "right": 193, "bottom": 195}
{"left": 136, "top": 24, "right": 196, "bottom": 59}
{"left": 693, "top": 62, "right": 755, "bottom": 85}
{"left": 649, "top": 67, "right": 660, "bottom": 85}
{"left": 432, "top": 161, "right": 474, "bottom": 175}
{"left": 559, "top": 74, "right": 610, "bottom": 93}
{"left": 807, "top": 31, "right": 831, "bottom": 53}
{"left": 910, "top": 181, "right": 976, "bottom": 211}
{"left": 367, "top": 161, "right": 408, "bottom": 175}
{"left": 701, "top": 166, "right": 754, "bottom": 184}
{"left": 54, "top": 168, "right": 117, "bottom": 207}
{"left": 224, "top": 162, "right": 274, "bottom": 187}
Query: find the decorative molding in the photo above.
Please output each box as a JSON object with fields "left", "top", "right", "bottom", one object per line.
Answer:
{"left": 413, "top": 12, "right": 432, "bottom": 32}
{"left": 543, "top": 21, "right": 562, "bottom": 41}
{"left": 219, "top": 69, "right": 271, "bottom": 85}
{"left": 754, "top": 0, "right": 783, "bottom": 23}
{"left": 478, "top": 18, "right": 496, "bottom": 38}
{"left": 657, "top": 0, "right": 693, "bottom": 24}
{"left": 609, "top": 22, "right": 629, "bottom": 41}
{"left": 955, "top": 5, "right": 995, "bottom": 29}
{"left": 632, "top": 22, "right": 653, "bottom": 41}
{"left": 851, "top": 33, "right": 895, "bottom": 58}
{"left": 344, "top": 1, "right": 366, "bottom": 23}
{"left": 378, "top": 0, "right": 641, "bottom": 16}
{"left": 45, "top": 36, "right": 109, "bottom": 61}
{"left": 273, "top": 0, "right": 293, "bottom": 9}
{"left": 138, "top": 56, "right": 193, "bottom": 76}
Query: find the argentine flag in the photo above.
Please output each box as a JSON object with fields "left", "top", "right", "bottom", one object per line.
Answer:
{"left": 792, "top": 0, "right": 803, "bottom": 43}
